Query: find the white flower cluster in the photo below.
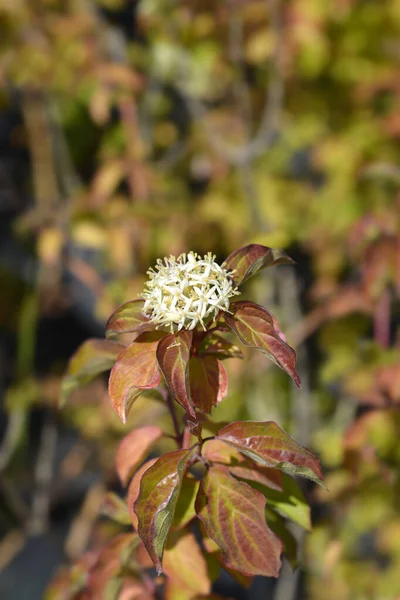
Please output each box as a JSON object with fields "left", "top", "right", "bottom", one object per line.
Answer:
{"left": 142, "top": 252, "right": 239, "bottom": 332}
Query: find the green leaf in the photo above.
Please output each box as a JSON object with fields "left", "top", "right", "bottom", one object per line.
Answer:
{"left": 127, "top": 458, "right": 158, "bottom": 531}
{"left": 61, "top": 339, "right": 124, "bottom": 406}
{"left": 105, "top": 299, "right": 156, "bottom": 340}
{"left": 198, "top": 334, "right": 244, "bottom": 360}
{"left": 134, "top": 447, "right": 198, "bottom": 574}
{"left": 156, "top": 331, "right": 195, "bottom": 417}
{"left": 262, "top": 475, "right": 311, "bottom": 531}
{"left": 116, "top": 425, "right": 164, "bottom": 486}
{"left": 265, "top": 506, "right": 298, "bottom": 568}
{"left": 108, "top": 332, "right": 164, "bottom": 423}
{"left": 216, "top": 420, "right": 324, "bottom": 485}
{"left": 222, "top": 244, "right": 294, "bottom": 287}
{"left": 195, "top": 465, "right": 282, "bottom": 577}
{"left": 189, "top": 356, "right": 228, "bottom": 413}
{"left": 171, "top": 476, "right": 200, "bottom": 529}
{"left": 225, "top": 301, "right": 301, "bottom": 387}
{"left": 101, "top": 492, "right": 131, "bottom": 525}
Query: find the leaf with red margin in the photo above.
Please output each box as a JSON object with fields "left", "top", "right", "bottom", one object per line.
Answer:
{"left": 202, "top": 439, "right": 283, "bottom": 491}
{"left": 195, "top": 465, "right": 282, "bottom": 577}
{"left": 198, "top": 334, "right": 244, "bottom": 360}
{"left": 163, "top": 529, "right": 211, "bottom": 599}
{"left": 222, "top": 244, "right": 294, "bottom": 287}
{"left": 156, "top": 331, "right": 195, "bottom": 417}
{"left": 134, "top": 447, "right": 199, "bottom": 574}
{"left": 61, "top": 339, "right": 124, "bottom": 405}
{"left": 200, "top": 526, "right": 253, "bottom": 589}
{"left": 109, "top": 332, "right": 164, "bottom": 423}
{"left": 106, "top": 299, "right": 156, "bottom": 340}
{"left": 189, "top": 357, "right": 228, "bottom": 413}
{"left": 225, "top": 301, "right": 301, "bottom": 387}
{"left": 216, "top": 421, "right": 324, "bottom": 485}
{"left": 127, "top": 459, "right": 158, "bottom": 531}
{"left": 116, "top": 425, "right": 164, "bottom": 486}
{"left": 200, "top": 530, "right": 252, "bottom": 590}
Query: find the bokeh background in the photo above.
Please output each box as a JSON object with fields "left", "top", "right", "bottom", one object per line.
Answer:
{"left": 1, "top": 1, "right": 400, "bottom": 599}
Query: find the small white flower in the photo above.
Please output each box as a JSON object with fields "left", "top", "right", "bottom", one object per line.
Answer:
{"left": 141, "top": 252, "right": 239, "bottom": 332}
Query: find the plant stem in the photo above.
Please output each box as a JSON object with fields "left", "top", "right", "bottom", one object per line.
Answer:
{"left": 165, "top": 393, "right": 181, "bottom": 443}
{"left": 182, "top": 426, "right": 191, "bottom": 449}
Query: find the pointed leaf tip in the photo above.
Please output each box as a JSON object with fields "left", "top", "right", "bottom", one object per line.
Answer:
{"left": 134, "top": 447, "right": 198, "bottom": 573}
{"left": 108, "top": 332, "right": 163, "bottom": 423}
{"left": 156, "top": 331, "right": 195, "bottom": 417}
{"left": 226, "top": 301, "right": 301, "bottom": 387}
{"left": 116, "top": 425, "right": 164, "bottom": 486}
{"left": 222, "top": 244, "right": 294, "bottom": 287}
{"left": 216, "top": 420, "right": 324, "bottom": 485}
{"left": 105, "top": 299, "right": 155, "bottom": 340}
{"left": 61, "top": 339, "right": 123, "bottom": 406}
{"left": 189, "top": 356, "right": 228, "bottom": 413}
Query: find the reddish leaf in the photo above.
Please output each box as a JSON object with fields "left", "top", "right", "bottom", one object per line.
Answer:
{"left": 106, "top": 299, "right": 155, "bottom": 340}
{"left": 61, "top": 339, "right": 123, "bottom": 405}
{"left": 225, "top": 301, "right": 301, "bottom": 387}
{"left": 198, "top": 334, "right": 244, "bottom": 360}
{"left": 118, "top": 578, "right": 154, "bottom": 600}
{"left": 216, "top": 421, "right": 324, "bottom": 485}
{"left": 195, "top": 465, "right": 282, "bottom": 577}
{"left": 156, "top": 331, "right": 195, "bottom": 417}
{"left": 163, "top": 530, "right": 211, "bottom": 598}
{"left": 200, "top": 531, "right": 252, "bottom": 589}
{"left": 134, "top": 447, "right": 198, "bottom": 574}
{"left": 203, "top": 439, "right": 283, "bottom": 491}
{"left": 189, "top": 357, "right": 228, "bottom": 413}
{"left": 116, "top": 425, "right": 164, "bottom": 486}
{"left": 127, "top": 459, "right": 158, "bottom": 531}
{"left": 222, "top": 244, "right": 294, "bottom": 287}
{"left": 87, "top": 534, "right": 138, "bottom": 597}
{"left": 45, "top": 551, "right": 98, "bottom": 600}
{"left": 109, "top": 332, "right": 163, "bottom": 423}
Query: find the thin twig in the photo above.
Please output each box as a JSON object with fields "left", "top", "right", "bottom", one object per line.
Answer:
{"left": 0, "top": 530, "right": 25, "bottom": 571}
{"left": 273, "top": 268, "right": 313, "bottom": 600}
{"left": 0, "top": 477, "right": 29, "bottom": 522}
{"left": 0, "top": 410, "right": 25, "bottom": 473}
{"left": 165, "top": 393, "right": 182, "bottom": 443}
{"left": 176, "top": 0, "right": 284, "bottom": 166}
{"left": 182, "top": 427, "right": 192, "bottom": 450}
{"left": 228, "top": 0, "right": 254, "bottom": 130}
{"left": 27, "top": 413, "right": 58, "bottom": 536}
{"left": 65, "top": 482, "right": 105, "bottom": 560}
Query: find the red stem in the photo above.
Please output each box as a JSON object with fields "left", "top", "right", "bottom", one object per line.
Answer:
{"left": 374, "top": 289, "right": 391, "bottom": 348}
{"left": 165, "top": 393, "right": 182, "bottom": 444}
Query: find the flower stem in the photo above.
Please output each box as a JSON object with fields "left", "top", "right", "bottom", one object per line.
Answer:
{"left": 165, "top": 393, "right": 181, "bottom": 443}
{"left": 182, "top": 426, "right": 191, "bottom": 449}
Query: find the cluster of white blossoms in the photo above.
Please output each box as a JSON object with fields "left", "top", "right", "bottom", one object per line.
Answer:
{"left": 141, "top": 252, "right": 239, "bottom": 332}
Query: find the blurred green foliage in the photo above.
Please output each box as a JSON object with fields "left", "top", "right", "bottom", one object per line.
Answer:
{"left": 0, "top": 0, "right": 400, "bottom": 598}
